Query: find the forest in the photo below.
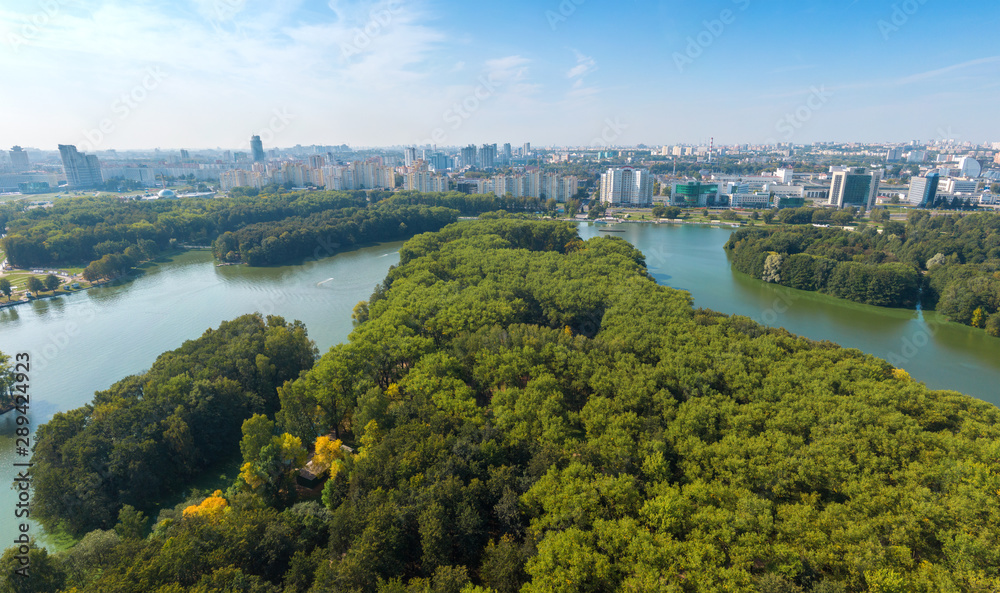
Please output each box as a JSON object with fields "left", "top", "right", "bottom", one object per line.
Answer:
{"left": 7, "top": 218, "right": 1000, "bottom": 592}
{"left": 0, "top": 190, "right": 543, "bottom": 273}
{"left": 725, "top": 211, "right": 1000, "bottom": 336}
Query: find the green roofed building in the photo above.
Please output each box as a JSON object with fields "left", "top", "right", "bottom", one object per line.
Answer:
{"left": 672, "top": 181, "right": 719, "bottom": 207}
{"left": 776, "top": 196, "right": 806, "bottom": 209}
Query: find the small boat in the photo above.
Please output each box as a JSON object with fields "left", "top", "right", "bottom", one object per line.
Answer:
{"left": 598, "top": 229, "right": 626, "bottom": 233}
{"left": 317, "top": 278, "right": 334, "bottom": 286}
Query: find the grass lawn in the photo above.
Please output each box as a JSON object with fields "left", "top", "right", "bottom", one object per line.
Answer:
{"left": 144, "top": 455, "right": 245, "bottom": 523}
{"left": 0, "top": 272, "right": 90, "bottom": 301}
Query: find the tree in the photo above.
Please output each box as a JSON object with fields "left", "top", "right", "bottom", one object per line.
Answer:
{"left": 0, "top": 278, "right": 11, "bottom": 301}
{"left": 27, "top": 276, "right": 44, "bottom": 294}
{"left": 44, "top": 274, "right": 61, "bottom": 293}
{"left": 971, "top": 307, "right": 986, "bottom": 329}
{"left": 0, "top": 352, "right": 16, "bottom": 411}
{"left": 114, "top": 504, "right": 149, "bottom": 540}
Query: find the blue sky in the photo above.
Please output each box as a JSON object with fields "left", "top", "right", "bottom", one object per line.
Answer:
{"left": 2, "top": 0, "right": 999, "bottom": 151}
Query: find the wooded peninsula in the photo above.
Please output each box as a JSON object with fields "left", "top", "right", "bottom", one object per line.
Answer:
{"left": 6, "top": 219, "right": 1000, "bottom": 593}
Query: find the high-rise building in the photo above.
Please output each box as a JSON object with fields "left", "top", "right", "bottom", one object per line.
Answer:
{"left": 250, "top": 135, "right": 265, "bottom": 163}
{"left": 180, "top": 149, "right": 190, "bottom": 160}
{"left": 828, "top": 168, "right": 881, "bottom": 210}
{"left": 886, "top": 147, "right": 904, "bottom": 162}
{"left": 58, "top": 144, "right": 103, "bottom": 188}
{"left": 600, "top": 167, "right": 653, "bottom": 207}
{"left": 405, "top": 171, "right": 450, "bottom": 192}
{"left": 502, "top": 143, "right": 512, "bottom": 165}
{"left": 523, "top": 143, "right": 531, "bottom": 156}
{"left": 479, "top": 144, "right": 497, "bottom": 169}
{"left": 308, "top": 155, "right": 325, "bottom": 169}
{"left": 404, "top": 147, "right": 418, "bottom": 168}
{"left": 428, "top": 152, "right": 451, "bottom": 172}
{"left": 908, "top": 172, "right": 939, "bottom": 207}
{"left": 9, "top": 146, "right": 30, "bottom": 171}
{"left": 460, "top": 145, "right": 477, "bottom": 169}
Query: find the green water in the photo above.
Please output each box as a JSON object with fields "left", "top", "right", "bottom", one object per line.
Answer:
{"left": 2, "top": 223, "right": 999, "bottom": 549}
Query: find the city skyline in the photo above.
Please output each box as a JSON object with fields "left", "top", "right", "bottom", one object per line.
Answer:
{"left": 3, "top": 0, "right": 1000, "bottom": 151}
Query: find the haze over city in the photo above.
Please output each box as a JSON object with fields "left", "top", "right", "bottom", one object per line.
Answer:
{"left": 3, "top": 0, "right": 1000, "bottom": 150}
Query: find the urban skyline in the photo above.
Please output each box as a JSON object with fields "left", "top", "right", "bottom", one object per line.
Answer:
{"left": 3, "top": 1, "right": 1000, "bottom": 151}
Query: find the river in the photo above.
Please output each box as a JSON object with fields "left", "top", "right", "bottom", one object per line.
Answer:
{"left": 1, "top": 223, "right": 999, "bottom": 549}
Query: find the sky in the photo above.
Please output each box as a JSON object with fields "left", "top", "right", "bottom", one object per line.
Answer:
{"left": 2, "top": 0, "right": 1000, "bottom": 152}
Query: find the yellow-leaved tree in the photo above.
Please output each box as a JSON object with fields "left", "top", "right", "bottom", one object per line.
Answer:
{"left": 182, "top": 490, "right": 228, "bottom": 521}
{"left": 313, "top": 435, "right": 344, "bottom": 476}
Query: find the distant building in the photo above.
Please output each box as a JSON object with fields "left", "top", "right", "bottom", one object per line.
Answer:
{"left": 600, "top": 167, "right": 652, "bottom": 206}
{"left": 460, "top": 145, "right": 477, "bottom": 169}
{"left": 672, "top": 181, "right": 720, "bottom": 207}
{"left": 907, "top": 150, "right": 927, "bottom": 163}
{"left": 250, "top": 135, "right": 265, "bottom": 163}
{"left": 957, "top": 156, "right": 982, "bottom": 178}
{"left": 308, "top": 155, "right": 325, "bottom": 169}
{"left": 502, "top": 143, "right": 512, "bottom": 164}
{"left": 886, "top": 147, "right": 904, "bottom": 162}
{"left": 404, "top": 147, "right": 417, "bottom": 168}
{"left": 9, "top": 146, "right": 29, "bottom": 171}
{"left": 776, "top": 196, "right": 806, "bottom": 209}
{"left": 828, "top": 168, "right": 881, "bottom": 210}
{"left": 731, "top": 192, "right": 773, "bottom": 208}
{"left": 428, "top": 152, "right": 451, "bottom": 172}
{"left": 479, "top": 143, "right": 497, "bottom": 169}
{"left": 58, "top": 144, "right": 103, "bottom": 189}
{"left": 938, "top": 177, "right": 979, "bottom": 195}
{"left": 907, "top": 173, "right": 939, "bottom": 207}
{"left": 179, "top": 149, "right": 190, "bottom": 160}
{"left": 405, "top": 171, "right": 450, "bottom": 192}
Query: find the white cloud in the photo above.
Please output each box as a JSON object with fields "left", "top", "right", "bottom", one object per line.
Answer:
{"left": 567, "top": 50, "right": 596, "bottom": 79}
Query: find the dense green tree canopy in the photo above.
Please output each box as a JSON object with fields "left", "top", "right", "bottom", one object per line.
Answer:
{"left": 29, "top": 314, "right": 317, "bottom": 536}
{"left": 726, "top": 211, "right": 1000, "bottom": 335}
{"left": 0, "top": 190, "right": 544, "bottom": 273}
{"left": 10, "top": 220, "right": 1000, "bottom": 592}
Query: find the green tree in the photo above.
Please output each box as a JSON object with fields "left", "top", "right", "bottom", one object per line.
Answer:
{"left": 0, "top": 278, "right": 11, "bottom": 301}
{"left": 26, "top": 276, "right": 44, "bottom": 294}
{"left": 44, "top": 274, "right": 60, "bottom": 293}
{"left": 114, "top": 504, "right": 149, "bottom": 540}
